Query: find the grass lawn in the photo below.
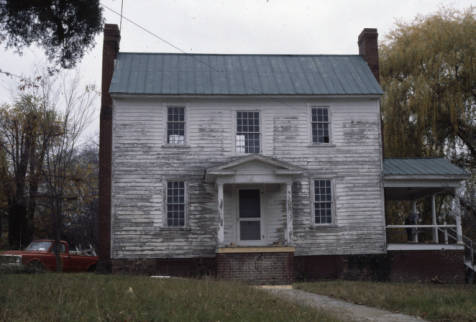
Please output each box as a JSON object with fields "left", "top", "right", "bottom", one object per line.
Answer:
{"left": 0, "top": 274, "right": 341, "bottom": 322}
{"left": 295, "top": 280, "right": 476, "bottom": 322}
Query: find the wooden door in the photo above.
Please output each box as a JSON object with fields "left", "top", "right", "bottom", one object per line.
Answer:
{"left": 239, "top": 189, "right": 261, "bottom": 241}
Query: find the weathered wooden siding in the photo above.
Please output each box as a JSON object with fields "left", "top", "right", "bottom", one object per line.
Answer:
{"left": 111, "top": 97, "right": 386, "bottom": 258}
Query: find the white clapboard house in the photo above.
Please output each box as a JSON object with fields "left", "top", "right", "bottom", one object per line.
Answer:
{"left": 98, "top": 25, "right": 473, "bottom": 284}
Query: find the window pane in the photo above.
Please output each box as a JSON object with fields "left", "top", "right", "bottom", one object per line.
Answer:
{"left": 167, "top": 107, "right": 185, "bottom": 144}
{"left": 239, "top": 190, "right": 261, "bottom": 218}
{"left": 240, "top": 221, "right": 261, "bottom": 240}
{"left": 167, "top": 181, "right": 185, "bottom": 227}
{"left": 236, "top": 111, "right": 260, "bottom": 153}
{"left": 311, "top": 107, "right": 329, "bottom": 144}
{"left": 314, "top": 180, "right": 332, "bottom": 224}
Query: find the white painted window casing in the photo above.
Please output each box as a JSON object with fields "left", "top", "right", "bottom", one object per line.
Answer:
{"left": 166, "top": 106, "right": 186, "bottom": 145}
{"left": 312, "top": 179, "right": 336, "bottom": 225}
{"left": 166, "top": 181, "right": 186, "bottom": 227}
{"left": 311, "top": 107, "right": 330, "bottom": 144}
{"left": 236, "top": 111, "right": 261, "bottom": 154}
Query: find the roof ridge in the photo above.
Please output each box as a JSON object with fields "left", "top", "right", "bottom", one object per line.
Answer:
{"left": 117, "top": 52, "right": 362, "bottom": 57}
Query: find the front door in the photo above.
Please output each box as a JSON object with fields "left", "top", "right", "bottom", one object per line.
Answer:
{"left": 239, "top": 189, "right": 261, "bottom": 241}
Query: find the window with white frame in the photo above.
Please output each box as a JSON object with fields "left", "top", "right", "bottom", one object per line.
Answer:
{"left": 311, "top": 107, "right": 330, "bottom": 144}
{"left": 314, "top": 179, "right": 333, "bottom": 224}
{"left": 166, "top": 181, "right": 185, "bottom": 227}
{"left": 167, "top": 107, "right": 185, "bottom": 144}
{"left": 236, "top": 111, "right": 260, "bottom": 153}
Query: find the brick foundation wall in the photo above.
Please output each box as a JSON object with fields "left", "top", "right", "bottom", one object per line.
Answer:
{"left": 294, "top": 255, "right": 345, "bottom": 280}
{"left": 388, "top": 250, "right": 465, "bottom": 283}
{"left": 216, "top": 252, "right": 294, "bottom": 285}
{"left": 112, "top": 258, "right": 216, "bottom": 277}
{"left": 110, "top": 250, "right": 466, "bottom": 284}
{"left": 295, "top": 251, "right": 466, "bottom": 283}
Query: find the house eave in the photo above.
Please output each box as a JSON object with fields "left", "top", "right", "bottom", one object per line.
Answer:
{"left": 110, "top": 93, "right": 383, "bottom": 99}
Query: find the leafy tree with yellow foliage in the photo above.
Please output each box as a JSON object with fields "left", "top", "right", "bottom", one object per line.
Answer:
{"left": 380, "top": 7, "right": 475, "bottom": 231}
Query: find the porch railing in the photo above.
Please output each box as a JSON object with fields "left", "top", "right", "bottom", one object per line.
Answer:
{"left": 386, "top": 224, "right": 459, "bottom": 243}
{"left": 438, "top": 227, "right": 475, "bottom": 272}
{"left": 386, "top": 225, "right": 475, "bottom": 272}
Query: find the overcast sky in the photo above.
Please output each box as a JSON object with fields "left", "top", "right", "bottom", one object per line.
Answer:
{"left": 0, "top": 0, "right": 473, "bottom": 142}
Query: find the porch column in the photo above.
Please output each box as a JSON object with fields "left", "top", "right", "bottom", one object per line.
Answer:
{"left": 411, "top": 200, "right": 419, "bottom": 243}
{"left": 453, "top": 192, "right": 463, "bottom": 244}
{"left": 217, "top": 183, "right": 224, "bottom": 246}
{"left": 431, "top": 194, "right": 439, "bottom": 243}
{"left": 285, "top": 182, "right": 293, "bottom": 244}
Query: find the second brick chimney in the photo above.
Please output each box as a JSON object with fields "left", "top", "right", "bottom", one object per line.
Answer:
{"left": 358, "top": 28, "right": 379, "bottom": 82}
{"left": 98, "top": 24, "right": 120, "bottom": 272}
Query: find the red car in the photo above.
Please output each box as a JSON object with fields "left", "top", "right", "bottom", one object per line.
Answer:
{"left": 0, "top": 239, "right": 98, "bottom": 272}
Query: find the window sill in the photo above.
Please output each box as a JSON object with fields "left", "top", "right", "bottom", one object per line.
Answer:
{"left": 309, "top": 224, "right": 338, "bottom": 229}
{"left": 161, "top": 144, "right": 191, "bottom": 149}
{"left": 160, "top": 227, "right": 192, "bottom": 231}
{"left": 307, "top": 144, "right": 336, "bottom": 148}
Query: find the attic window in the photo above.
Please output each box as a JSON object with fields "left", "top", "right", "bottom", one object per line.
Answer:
{"left": 236, "top": 111, "right": 260, "bottom": 153}
{"left": 312, "top": 107, "right": 330, "bottom": 143}
{"left": 167, "top": 107, "right": 185, "bottom": 144}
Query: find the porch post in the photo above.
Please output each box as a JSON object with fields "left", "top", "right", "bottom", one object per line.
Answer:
{"left": 411, "top": 200, "right": 419, "bottom": 243}
{"left": 453, "top": 192, "right": 463, "bottom": 244}
{"left": 431, "top": 194, "right": 439, "bottom": 243}
{"left": 285, "top": 182, "right": 293, "bottom": 244}
{"left": 217, "top": 183, "right": 224, "bottom": 246}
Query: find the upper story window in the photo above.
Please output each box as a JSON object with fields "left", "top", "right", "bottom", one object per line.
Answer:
{"left": 167, "top": 106, "right": 185, "bottom": 144}
{"left": 314, "top": 179, "right": 333, "bottom": 224}
{"left": 311, "top": 107, "right": 330, "bottom": 144}
{"left": 236, "top": 111, "right": 260, "bottom": 153}
{"left": 166, "top": 181, "right": 185, "bottom": 227}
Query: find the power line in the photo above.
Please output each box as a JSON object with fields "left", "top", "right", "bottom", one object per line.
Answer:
{"left": 102, "top": 4, "right": 220, "bottom": 72}
{"left": 0, "top": 68, "right": 23, "bottom": 79}
{"left": 102, "top": 4, "right": 294, "bottom": 108}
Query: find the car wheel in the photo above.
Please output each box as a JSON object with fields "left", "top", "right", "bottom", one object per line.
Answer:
{"left": 87, "top": 264, "right": 96, "bottom": 272}
{"left": 27, "top": 260, "right": 45, "bottom": 273}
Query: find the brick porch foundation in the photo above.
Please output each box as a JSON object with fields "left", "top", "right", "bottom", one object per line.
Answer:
{"left": 216, "top": 248, "right": 294, "bottom": 285}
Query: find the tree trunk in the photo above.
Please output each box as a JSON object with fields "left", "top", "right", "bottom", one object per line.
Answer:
{"left": 8, "top": 202, "right": 29, "bottom": 249}
{"left": 54, "top": 198, "right": 63, "bottom": 272}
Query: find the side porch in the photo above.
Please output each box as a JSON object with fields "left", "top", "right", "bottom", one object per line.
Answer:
{"left": 383, "top": 158, "right": 474, "bottom": 282}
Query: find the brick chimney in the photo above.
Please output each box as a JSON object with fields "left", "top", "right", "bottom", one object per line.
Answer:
{"left": 98, "top": 24, "right": 120, "bottom": 272}
{"left": 358, "top": 28, "right": 379, "bottom": 82}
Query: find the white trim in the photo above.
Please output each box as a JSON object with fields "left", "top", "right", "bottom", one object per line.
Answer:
{"left": 387, "top": 243, "right": 464, "bottom": 251}
{"left": 233, "top": 108, "right": 262, "bottom": 155}
{"left": 235, "top": 186, "right": 267, "bottom": 246}
{"left": 163, "top": 104, "right": 188, "bottom": 146}
{"left": 307, "top": 104, "right": 333, "bottom": 146}
{"left": 163, "top": 179, "right": 188, "bottom": 228}
{"left": 310, "top": 178, "right": 337, "bottom": 226}
{"left": 386, "top": 224, "right": 456, "bottom": 229}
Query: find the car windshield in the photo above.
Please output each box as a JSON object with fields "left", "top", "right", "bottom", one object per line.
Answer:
{"left": 25, "top": 241, "right": 52, "bottom": 252}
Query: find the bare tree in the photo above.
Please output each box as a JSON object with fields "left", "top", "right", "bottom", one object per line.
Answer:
{"left": 39, "top": 72, "right": 96, "bottom": 271}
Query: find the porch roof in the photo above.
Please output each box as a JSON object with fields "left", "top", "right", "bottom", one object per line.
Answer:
{"left": 205, "top": 155, "right": 302, "bottom": 184}
{"left": 383, "top": 158, "right": 469, "bottom": 200}
{"left": 383, "top": 158, "right": 469, "bottom": 178}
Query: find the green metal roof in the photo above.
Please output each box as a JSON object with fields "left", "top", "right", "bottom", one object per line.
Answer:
{"left": 383, "top": 158, "right": 469, "bottom": 177}
{"left": 109, "top": 53, "right": 383, "bottom": 96}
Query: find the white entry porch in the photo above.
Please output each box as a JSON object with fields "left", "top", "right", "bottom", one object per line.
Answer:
{"left": 205, "top": 155, "right": 302, "bottom": 247}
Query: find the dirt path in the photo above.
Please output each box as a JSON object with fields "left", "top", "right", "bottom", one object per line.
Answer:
{"left": 265, "top": 288, "right": 427, "bottom": 322}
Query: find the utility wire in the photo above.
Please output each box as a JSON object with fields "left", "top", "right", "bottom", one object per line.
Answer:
{"left": 102, "top": 4, "right": 294, "bottom": 108}
{"left": 0, "top": 68, "right": 23, "bottom": 79}
{"left": 102, "top": 4, "right": 220, "bottom": 72}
